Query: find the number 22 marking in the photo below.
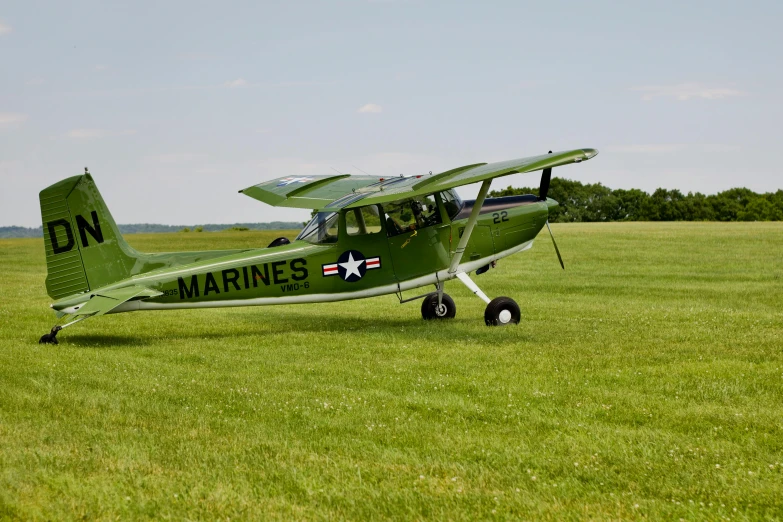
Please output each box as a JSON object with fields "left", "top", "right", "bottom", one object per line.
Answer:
{"left": 492, "top": 211, "right": 509, "bottom": 224}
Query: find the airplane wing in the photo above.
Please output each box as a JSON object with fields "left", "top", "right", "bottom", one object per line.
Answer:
{"left": 239, "top": 174, "right": 379, "bottom": 209}
{"left": 68, "top": 285, "right": 163, "bottom": 318}
{"left": 239, "top": 148, "right": 597, "bottom": 210}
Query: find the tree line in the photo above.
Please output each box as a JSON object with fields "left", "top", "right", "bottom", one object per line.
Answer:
{"left": 0, "top": 222, "right": 303, "bottom": 239}
{"left": 489, "top": 178, "right": 783, "bottom": 222}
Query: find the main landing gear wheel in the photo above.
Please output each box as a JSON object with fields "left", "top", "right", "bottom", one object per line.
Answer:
{"left": 484, "top": 297, "right": 521, "bottom": 326}
{"left": 421, "top": 293, "right": 456, "bottom": 320}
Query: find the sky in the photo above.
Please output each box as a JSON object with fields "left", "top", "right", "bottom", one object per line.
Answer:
{"left": 1, "top": 0, "right": 782, "bottom": 227}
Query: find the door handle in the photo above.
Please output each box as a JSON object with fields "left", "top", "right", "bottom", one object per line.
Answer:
{"left": 401, "top": 229, "right": 418, "bottom": 248}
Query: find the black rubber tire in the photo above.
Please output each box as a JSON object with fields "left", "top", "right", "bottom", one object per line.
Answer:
{"left": 484, "top": 296, "right": 521, "bottom": 326}
{"left": 421, "top": 293, "right": 457, "bottom": 320}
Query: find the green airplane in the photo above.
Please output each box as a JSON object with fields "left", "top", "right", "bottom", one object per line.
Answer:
{"left": 38, "top": 148, "right": 598, "bottom": 344}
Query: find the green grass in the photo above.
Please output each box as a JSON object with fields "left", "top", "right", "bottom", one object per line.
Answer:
{"left": 1, "top": 223, "right": 782, "bottom": 520}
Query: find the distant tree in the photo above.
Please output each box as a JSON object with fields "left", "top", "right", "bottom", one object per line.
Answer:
{"left": 681, "top": 192, "right": 716, "bottom": 221}
{"left": 610, "top": 189, "right": 649, "bottom": 221}
{"left": 768, "top": 191, "right": 783, "bottom": 220}
{"left": 708, "top": 188, "right": 756, "bottom": 221}
{"left": 643, "top": 189, "right": 687, "bottom": 221}
{"left": 738, "top": 198, "right": 782, "bottom": 221}
{"left": 490, "top": 185, "right": 535, "bottom": 198}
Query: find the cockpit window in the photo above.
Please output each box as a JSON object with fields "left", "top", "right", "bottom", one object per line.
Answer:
{"left": 439, "top": 189, "right": 463, "bottom": 220}
{"left": 346, "top": 205, "right": 383, "bottom": 236}
{"left": 383, "top": 194, "right": 442, "bottom": 237}
{"left": 296, "top": 211, "right": 339, "bottom": 244}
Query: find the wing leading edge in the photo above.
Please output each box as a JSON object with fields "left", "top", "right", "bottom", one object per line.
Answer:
{"left": 239, "top": 148, "right": 597, "bottom": 210}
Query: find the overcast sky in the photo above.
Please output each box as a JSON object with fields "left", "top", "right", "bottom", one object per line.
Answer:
{"left": 1, "top": 0, "right": 781, "bottom": 227}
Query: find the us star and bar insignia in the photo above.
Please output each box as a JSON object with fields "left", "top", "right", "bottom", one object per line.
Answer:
{"left": 276, "top": 176, "right": 314, "bottom": 187}
{"left": 322, "top": 250, "right": 381, "bottom": 282}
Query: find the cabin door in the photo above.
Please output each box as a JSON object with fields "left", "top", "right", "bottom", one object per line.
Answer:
{"left": 331, "top": 205, "right": 396, "bottom": 291}
{"left": 383, "top": 195, "right": 452, "bottom": 283}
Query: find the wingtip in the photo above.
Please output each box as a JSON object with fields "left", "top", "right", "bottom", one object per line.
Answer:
{"left": 583, "top": 148, "right": 599, "bottom": 159}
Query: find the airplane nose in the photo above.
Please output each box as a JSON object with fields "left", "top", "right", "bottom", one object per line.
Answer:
{"left": 545, "top": 197, "right": 559, "bottom": 209}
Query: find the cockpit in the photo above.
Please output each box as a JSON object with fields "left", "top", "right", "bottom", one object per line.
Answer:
{"left": 383, "top": 194, "right": 441, "bottom": 236}
{"left": 295, "top": 188, "right": 463, "bottom": 244}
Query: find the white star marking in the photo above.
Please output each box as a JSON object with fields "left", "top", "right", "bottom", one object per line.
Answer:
{"left": 339, "top": 253, "right": 365, "bottom": 280}
{"left": 277, "top": 176, "right": 313, "bottom": 186}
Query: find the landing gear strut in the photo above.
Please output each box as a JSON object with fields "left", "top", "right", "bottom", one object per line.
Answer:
{"left": 39, "top": 325, "right": 62, "bottom": 345}
{"left": 435, "top": 177, "right": 523, "bottom": 326}
{"left": 37, "top": 315, "right": 87, "bottom": 345}
{"left": 453, "top": 271, "right": 521, "bottom": 326}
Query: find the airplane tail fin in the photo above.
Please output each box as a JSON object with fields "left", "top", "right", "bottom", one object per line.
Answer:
{"left": 39, "top": 173, "right": 142, "bottom": 299}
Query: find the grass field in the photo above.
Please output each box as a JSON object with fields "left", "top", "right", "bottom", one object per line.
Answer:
{"left": 1, "top": 223, "right": 782, "bottom": 520}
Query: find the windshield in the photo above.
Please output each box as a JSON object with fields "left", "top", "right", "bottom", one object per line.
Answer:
{"left": 296, "top": 211, "right": 339, "bottom": 244}
{"left": 440, "top": 189, "right": 463, "bottom": 219}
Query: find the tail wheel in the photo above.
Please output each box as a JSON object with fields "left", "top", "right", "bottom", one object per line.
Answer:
{"left": 484, "top": 297, "right": 520, "bottom": 326}
{"left": 421, "top": 293, "right": 456, "bottom": 320}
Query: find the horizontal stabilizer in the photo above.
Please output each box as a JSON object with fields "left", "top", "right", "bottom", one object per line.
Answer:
{"left": 71, "top": 285, "right": 163, "bottom": 318}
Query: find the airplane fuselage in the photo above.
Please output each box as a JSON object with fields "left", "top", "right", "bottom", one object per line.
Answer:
{"left": 52, "top": 196, "right": 553, "bottom": 314}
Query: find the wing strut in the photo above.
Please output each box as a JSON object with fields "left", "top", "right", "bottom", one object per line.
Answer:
{"left": 448, "top": 179, "right": 492, "bottom": 274}
{"left": 448, "top": 179, "right": 497, "bottom": 308}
